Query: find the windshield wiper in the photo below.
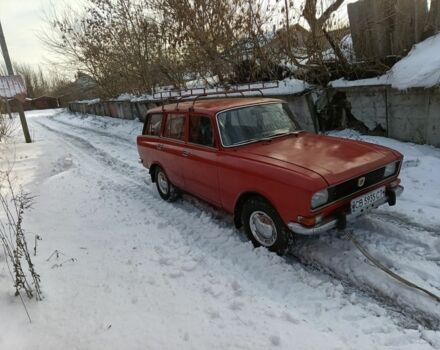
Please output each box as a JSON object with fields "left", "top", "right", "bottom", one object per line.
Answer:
{"left": 261, "top": 130, "right": 303, "bottom": 141}
{"left": 231, "top": 130, "right": 303, "bottom": 147}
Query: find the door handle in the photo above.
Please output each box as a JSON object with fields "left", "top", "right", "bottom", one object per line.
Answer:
{"left": 182, "top": 150, "right": 190, "bottom": 157}
{"left": 156, "top": 144, "right": 164, "bottom": 150}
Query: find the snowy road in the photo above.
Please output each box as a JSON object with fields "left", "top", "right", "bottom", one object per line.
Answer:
{"left": 1, "top": 109, "right": 439, "bottom": 349}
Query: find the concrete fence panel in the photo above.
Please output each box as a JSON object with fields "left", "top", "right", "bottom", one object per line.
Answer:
{"left": 68, "top": 93, "right": 318, "bottom": 132}
{"left": 332, "top": 85, "right": 440, "bottom": 147}
{"left": 387, "top": 89, "right": 431, "bottom": 144}
{"left": 426, "top": 89, "right": 440, "bottom": 147}
{"left": 345, "top": 86, "right": 388, "bottom": 130}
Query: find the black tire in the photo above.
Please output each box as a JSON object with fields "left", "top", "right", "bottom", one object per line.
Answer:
{"left": 155, "top": 167, "right": 179, "bottom": 202}
{"left": 241, "top": 197, "right": 292, "bottom": 254}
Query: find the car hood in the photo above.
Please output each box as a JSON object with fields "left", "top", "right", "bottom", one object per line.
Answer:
{"left": 236, "top": 132, "right": 399, "bottom": 185}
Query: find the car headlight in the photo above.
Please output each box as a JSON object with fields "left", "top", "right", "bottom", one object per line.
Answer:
{"left": 311, "top": 189, "right": 328, "bottom": 209}
{"left": 384, "top": 162, "right": 397, "bottom": 177}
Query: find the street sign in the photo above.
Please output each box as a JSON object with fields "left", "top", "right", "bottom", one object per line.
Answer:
{"left": 0, "top": 75, "right": 27, "bottom": 102}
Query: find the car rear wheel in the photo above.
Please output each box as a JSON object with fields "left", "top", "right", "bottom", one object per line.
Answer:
{"left": 242, "top": 197, "right": 291, "bottom": 254}
{"left": 155, "top": 167, "right": 179, "bottom": 202}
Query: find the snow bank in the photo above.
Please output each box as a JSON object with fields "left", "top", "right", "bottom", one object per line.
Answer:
{"left": 388, "top": 32, "right": 440, "bottom": 89}
{"left": 262, "top": 78, "right": 311, "bottom": 95}
{"left": 115, "top": 93, "right": 136, "bottom": 101}
{"left": 147, "top": 78, "right": 311, "bottom": 100}
{"left": 331, "top": 75, "right": 389, "bottom": 88}
{"left": 330, "top": 33, "right": 440, "bottom": 90}
{"left": 76, "top": 78, "right": 311, "bottom": 105}
{"left": 76, "top": 98, "right": 101, "bottom": 105}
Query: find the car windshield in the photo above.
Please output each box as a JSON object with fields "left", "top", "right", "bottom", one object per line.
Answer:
{"left": 217, "top": 103, "right": 300, "bottom": 147}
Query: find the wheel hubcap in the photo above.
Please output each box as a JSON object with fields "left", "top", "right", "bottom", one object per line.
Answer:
{"left": 249, "top": 211, "right": 277, "bottom": 246}
{"left": 157, "top": 171, "right": 169, "bottom": 194}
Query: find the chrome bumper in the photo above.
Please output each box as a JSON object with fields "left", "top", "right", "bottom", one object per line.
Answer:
{"left": 288, "top": 185, "right": 404, "bottom": 235}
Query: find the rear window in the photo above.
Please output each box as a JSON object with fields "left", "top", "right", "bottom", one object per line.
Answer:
{"left": 164, "top": 114, "right": 185, "bottom": 141}
{"left": 144, "top": 114, "right": 163, "bottom": 136}
{"left": 189, "top": 115, "right": 215, "bottom": 147}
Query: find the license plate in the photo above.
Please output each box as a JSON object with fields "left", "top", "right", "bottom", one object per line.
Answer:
{"left": 351, "top": 187, "right": 386, "bottom": 215}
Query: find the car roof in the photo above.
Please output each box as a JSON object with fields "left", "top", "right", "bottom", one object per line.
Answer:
{"left": 147, "top": 97, "right": 284, "bottom": 115}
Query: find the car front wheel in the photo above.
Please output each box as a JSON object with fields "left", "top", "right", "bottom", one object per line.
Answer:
{"left": 155, "top": 167, "right": 179, "bottom": 202}
{"left": 241, "top": 197, "right": 291, "bottom": 254}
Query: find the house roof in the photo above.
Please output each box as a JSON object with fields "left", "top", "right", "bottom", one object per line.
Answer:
{"left": 0, "top": 75, "right": 26, "bottom": 99}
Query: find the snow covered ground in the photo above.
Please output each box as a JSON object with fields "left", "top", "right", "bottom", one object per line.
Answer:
{"left": 1, "top": 109, "right": 439, "bottom": 349}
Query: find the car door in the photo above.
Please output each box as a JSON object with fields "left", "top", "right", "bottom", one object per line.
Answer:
{"left": 182, "top": 114, "right": 221, "bottom": 206}
{"left": 137, "top": 113, "right": 164, "bottom": 168}
{"left": 159, "top": 112, "right": 187, "bottom": 189}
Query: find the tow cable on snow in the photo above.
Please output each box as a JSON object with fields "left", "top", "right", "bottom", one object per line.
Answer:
{"left": 342, "top": 229, "right": 440, "bottom": 303}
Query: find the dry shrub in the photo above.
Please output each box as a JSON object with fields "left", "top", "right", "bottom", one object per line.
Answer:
{"left": 0, "top": 170, "right": 42, "bottom": 322}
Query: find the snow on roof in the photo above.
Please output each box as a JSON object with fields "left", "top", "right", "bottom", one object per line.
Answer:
{"left": 330, "top": 33, "right": 440, "bottom": 90}
{"left": 0, "top": 75, "right": 27, "bottom": 99}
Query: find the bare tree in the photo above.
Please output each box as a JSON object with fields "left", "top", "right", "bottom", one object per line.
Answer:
{"left": 42, "top": 0, "right": 176, "bottom": 97}
{"left": 276, "top": 0, "right": 348, "bottom": 83}
{"left": 151, "top": 0, "right": 279, "bottom": 85}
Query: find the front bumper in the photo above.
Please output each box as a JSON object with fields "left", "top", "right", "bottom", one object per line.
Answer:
{"left": 288, "top": 185, "right": 404, "bottom": 235}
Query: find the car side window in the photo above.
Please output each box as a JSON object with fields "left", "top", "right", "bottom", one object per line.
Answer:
{"left": 144, "top": 114, "right": 163, "bottom": 136}
{"left": 164, "top": 114, "right": 185, "bottom": 141}
{"left": 189, "top": 115, "right": 215, "bottom": 147}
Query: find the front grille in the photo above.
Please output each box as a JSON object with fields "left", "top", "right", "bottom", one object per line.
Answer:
{"left": 326, "top": 162, "right": 399, "bottom": 203}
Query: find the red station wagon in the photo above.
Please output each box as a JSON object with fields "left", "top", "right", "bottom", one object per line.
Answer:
{"left": 137, "top": 97, "right": 403, "bottom": 253}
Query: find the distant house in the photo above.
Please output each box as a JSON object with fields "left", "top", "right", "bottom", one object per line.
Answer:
{"left": 75, "top": 72, "right": 97, "bottom": 90}
{"left": 7, "top": 98, "right": 31, "bottom": 112}
{"left": 56, "top": 72, "right": 99, "bottom": 106}
{"left": 31, "top": 96, "right": 60, "bottom": 109}
{"left": 7, "top": 96, "right": 60, "bottom": 112}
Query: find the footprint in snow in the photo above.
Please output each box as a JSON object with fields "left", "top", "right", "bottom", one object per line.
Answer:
{"left": 402, "top": 158, "right": 420, "bottom": 169}
{"left": 269, "top": 335, "right": 281, "bottom": 346}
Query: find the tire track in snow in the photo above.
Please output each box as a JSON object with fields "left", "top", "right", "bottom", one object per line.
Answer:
{"left": 35, "top": 115, "right": 440, "bottom": 329}
{"left": 373, "top": 210, "right": 440, "bottom": 237}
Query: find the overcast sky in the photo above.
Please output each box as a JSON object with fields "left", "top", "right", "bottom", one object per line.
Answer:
{"left": 0, "top": 0, "right": 84, "bottom": 72}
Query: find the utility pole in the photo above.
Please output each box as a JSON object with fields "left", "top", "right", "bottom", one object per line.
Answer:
{"left": 0, "top": 19, "right": 31, "bottom": 143}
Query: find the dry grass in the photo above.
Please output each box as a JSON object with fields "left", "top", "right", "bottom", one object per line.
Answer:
{"left": 0, "top": 170, "right": 42, "bottom": 322}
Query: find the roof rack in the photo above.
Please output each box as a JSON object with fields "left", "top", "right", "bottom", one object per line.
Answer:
{"left": 153, "top": 81, "right": 279, "bottom": 111}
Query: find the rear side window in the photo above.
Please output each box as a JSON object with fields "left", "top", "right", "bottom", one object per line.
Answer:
{"left": 164, "top": 114, "right": 185, "bottom": 141}
{"left": 144, "top": 114, "right": 163, "bottom": 136}
{"left": 189, "top": 115, "right": 215, "bottom": 147}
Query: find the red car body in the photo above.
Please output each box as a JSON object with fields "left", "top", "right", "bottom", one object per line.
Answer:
{"left": 137, "top": 97, "right": 403, "bottom": 236}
